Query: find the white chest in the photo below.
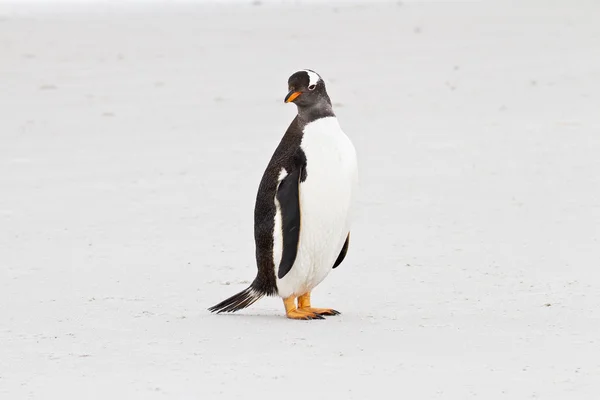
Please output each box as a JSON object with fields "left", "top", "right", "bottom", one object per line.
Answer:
{"left": 299, "top": 117, "right": 358, "bottom": 214}
{"left": 275, "top": 116, "right": 358, "bottom": 298}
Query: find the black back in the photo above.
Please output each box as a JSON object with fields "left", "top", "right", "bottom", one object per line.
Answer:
{"left": 252, "top": 117, "right": 307, "bottom": 295}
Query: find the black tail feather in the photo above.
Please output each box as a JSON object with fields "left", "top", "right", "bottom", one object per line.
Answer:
{"left": 208, "top": 286, "right": 265, "bottom": 314}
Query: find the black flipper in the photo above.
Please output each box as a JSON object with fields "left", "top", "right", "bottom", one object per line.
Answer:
{"left": 333, "top": 233, "right": 350, "bottom": 269}
{"left": 276, "top": 167, "right": 302, "bottom": 279}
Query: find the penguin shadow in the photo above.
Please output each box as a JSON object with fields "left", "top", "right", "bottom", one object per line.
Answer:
{"left": 207, "top": 310, "right": 341, "bottom": 322}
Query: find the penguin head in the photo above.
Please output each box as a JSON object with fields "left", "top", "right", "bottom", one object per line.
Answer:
{"left": 284, "top": 69, "right": 330, "bottom": 108}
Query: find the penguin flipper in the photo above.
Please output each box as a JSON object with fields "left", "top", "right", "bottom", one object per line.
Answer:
{"left": 276, "top": 166, "right": 302, "bottom": 279}
{"left": 333, "top": 233, "right": 350, "bottom": 269}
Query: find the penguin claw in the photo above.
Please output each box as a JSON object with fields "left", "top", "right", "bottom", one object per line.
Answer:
{"left": 286, "top": 309, "right": 324, "bottom": 320}
{"left": 299, "top": 307, "right": 340, "bottom": 316}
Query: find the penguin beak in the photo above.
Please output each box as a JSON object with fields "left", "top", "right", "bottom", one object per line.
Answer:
{"left": 284, "top": 90, "right": 301, "bottom": 103}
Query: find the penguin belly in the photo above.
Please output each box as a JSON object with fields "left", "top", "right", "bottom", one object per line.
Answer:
{"left": 275, "top": 117, "right": 358, "bottom": 299}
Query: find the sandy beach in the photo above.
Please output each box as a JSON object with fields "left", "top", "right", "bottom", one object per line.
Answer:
{"left": 1, "top": 1, "right": 599, "bottom": 398}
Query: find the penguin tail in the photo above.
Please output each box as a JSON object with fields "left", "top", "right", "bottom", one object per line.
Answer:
{"left": 208, "top": 284, "right": 266, "bottom": 314}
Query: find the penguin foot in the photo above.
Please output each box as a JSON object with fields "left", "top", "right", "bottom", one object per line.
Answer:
{"left": 296, "top": 293, "right": 340, "bottom": 316}
{"left": 298, "top": 307, "right": 340, "bottom": 316}
{"left": 286, "top": 309, "right": 325, "bottom": 320}
{"left": 283, "top": 296, "right": 324, "bottom": 320}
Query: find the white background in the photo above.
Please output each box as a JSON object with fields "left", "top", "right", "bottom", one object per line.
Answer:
{"left": 1, "top": 0, "right": 599, "bottom": 398}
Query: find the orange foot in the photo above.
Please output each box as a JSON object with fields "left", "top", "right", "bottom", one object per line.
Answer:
{"left": 298, "top": 307, "right": 340, "bottom": 316}
{"left": 297, "top": 293, "right": 340, "bottom": 316}
{"left": 286, "top": 309, "right": 325, "bottom": 320}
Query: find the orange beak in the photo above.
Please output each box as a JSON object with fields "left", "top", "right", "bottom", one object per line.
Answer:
{"left": 284, "top": 90, "right": 301, "bottom": 103}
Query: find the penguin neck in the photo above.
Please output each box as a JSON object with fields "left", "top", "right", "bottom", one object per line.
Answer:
{"left": 296, "top": 96, "right": 335, "bottom": 126}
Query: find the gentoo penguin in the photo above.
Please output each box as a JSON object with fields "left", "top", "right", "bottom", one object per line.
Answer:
{"left": 209, "top": 69, "right": 358, "bottom": 320}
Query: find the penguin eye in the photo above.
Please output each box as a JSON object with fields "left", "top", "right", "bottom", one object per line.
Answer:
{"left": 308, "top": 84, "right": 316, "bottom": 91}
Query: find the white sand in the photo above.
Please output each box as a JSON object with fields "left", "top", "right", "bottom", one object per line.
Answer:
{"left": 1, "top": 1, "right": 599, "bottom": 398}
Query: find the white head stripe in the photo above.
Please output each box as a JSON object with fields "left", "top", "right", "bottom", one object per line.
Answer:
{"left": 303, "top": 69, "right": 321, "bottom": 87}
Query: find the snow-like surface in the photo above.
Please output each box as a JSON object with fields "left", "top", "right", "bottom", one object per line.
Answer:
{"left": 1, "top": 1, "right": 599, "bottom": 398}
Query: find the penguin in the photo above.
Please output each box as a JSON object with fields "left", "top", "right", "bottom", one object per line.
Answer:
{"left": 208, "top": 69, "right": 358, "bottom": 320}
